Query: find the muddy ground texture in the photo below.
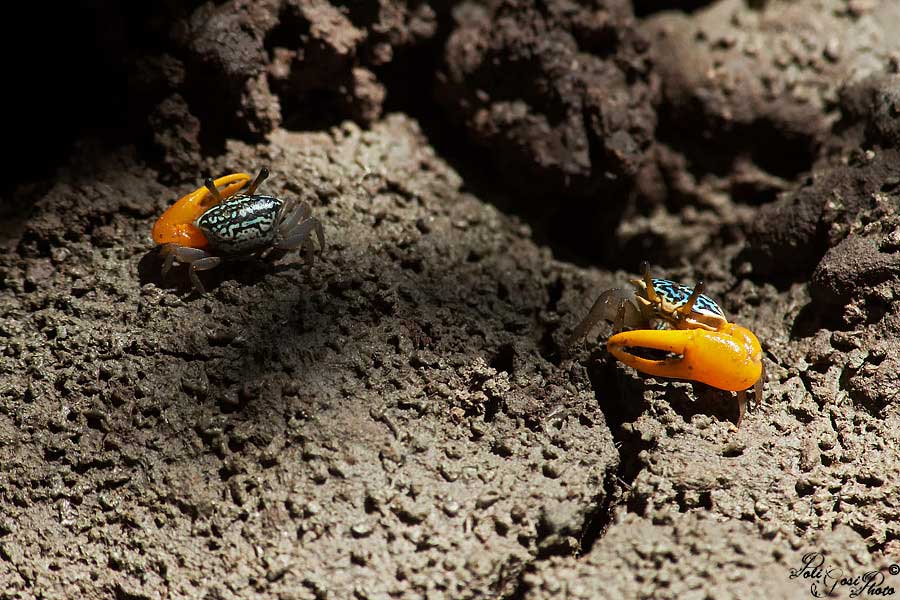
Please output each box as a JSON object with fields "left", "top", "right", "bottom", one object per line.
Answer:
{"left": 3, "top": 0, "right": 900, "bottom": 598}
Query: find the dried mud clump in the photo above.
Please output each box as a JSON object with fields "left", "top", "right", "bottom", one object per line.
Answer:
{"left": 130, "top": 0, "right": 439, "bottom": 177}
{"left": 623, "top": 0, "right": 900, "bottom": 267}
{"left": 438, "top": 0, "right": 657, "bottom": 200}
{"left": 642, "top": 0, "right": 900, "bottom": 179}
{"left": 745, "top": 106, "right": 900, "bottom": 288}
{"left": 839, "top": 73, "right": 900, "bottom": 150}
{"left": 630, "top": 0, "right": 900, "bottom": 270}
{"left": 745, "top": 150, "right": 899, "bottom": 280}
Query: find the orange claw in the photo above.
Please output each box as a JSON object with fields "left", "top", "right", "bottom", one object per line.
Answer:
{"left": 607, "top": 323, "right": 763, "bottom": 393}
{"left": 152, "top": 172, "right": 252, "bottom": 247}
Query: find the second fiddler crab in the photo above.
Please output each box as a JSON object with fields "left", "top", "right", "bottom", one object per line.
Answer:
{"left": 569, "top": 262, "right": 764, "bottom": 427}
{"left": 151, "top": 168, "right": 325, "bottom": 293}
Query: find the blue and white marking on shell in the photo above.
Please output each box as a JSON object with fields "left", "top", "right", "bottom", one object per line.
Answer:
{"left": 197, "top": 194, "right": 283, "bottom": 254}
{"left": 650, "top": 278, "right": 725, "bottom": 319}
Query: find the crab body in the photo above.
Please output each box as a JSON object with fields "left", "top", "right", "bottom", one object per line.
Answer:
{"left": 569, "top": 263, "right": 764, "bottom": 426}
{"left": 197, "top": 194, "right": 284, "bottom": 255}
{"left": 152, "top": 168, "right": 324, "bottom": 293}
{"left": 642, "top": 278, "right": 726, "bottom": 330}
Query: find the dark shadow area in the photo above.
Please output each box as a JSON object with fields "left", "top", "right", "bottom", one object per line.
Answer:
{"left": 384, "top": 76, "right": 631, "bottom": 272}
{"left": 656, "top": 114, "right": 816, "bottom": 208}
{"left": 790, "top": 301, "right": 836, "bottom": 339}
{"left": 667, "top": 382, "right": 744, "bottom": 426}
{"left": 261, "top": 5, "right": 355, "bottom": 134}
{"left": 791, "top": 302, "right": 827, "bottom": 339}
{"left": 138, "top": 248, "right": 287, "bottom": 295}
{"left": 2, "top": 3, "right": 130, "bottom": 198}
{"left": 633, "top": 0, "right": 716, "bottom": 17}
{"left": 575, "top": 353, "right": 654, "bottom": 553}
{"left": 140, "top": 227, "right": 586, "bottom": 457}
{"left": 365, "top": 3, "right": 636, "bottom": 272}
{"left": 573, "top": 339, "right": 750, "bottom": 553}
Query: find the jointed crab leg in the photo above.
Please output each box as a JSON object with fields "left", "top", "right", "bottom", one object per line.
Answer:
{"left": 567, "top": 288, "right": 646, "bottom": 348}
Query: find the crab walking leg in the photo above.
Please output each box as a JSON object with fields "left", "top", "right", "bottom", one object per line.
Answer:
{"left": 567, "top": 288, "right": 644, "bottom": 348}
{"left": 312, "top": 219, "right": 325, "bottom": 251}
{"left": 159, "top": 244, "right": 209, "bottom": 277}
{"left": 277, "top": 219, "right": 322, "bottom": 251}
{"left": 277, "top": 220, "right": 315, "bottom": 250}
{"left": 607, "top": 325, "right": 763, "bottom": 392}
{"left": 188, "top": 256, "right": 223, "bottom": 294}
{"left": 278, "top": 202, "right": 308, "bottom": 235}
{"left": 733, "top": 363, "right": 767, "bottom": 427}
{"left": 159, "top": 243, "right": 179, "bottom": 278}
{"left": 158, "top": 245, "right": 220, "bottom": 293}
{"left": 278, "top": 207, "right": 324, "bottom": 250}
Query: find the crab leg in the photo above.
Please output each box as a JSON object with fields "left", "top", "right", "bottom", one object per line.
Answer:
{"left": 277, "top": 220, "right": 317, "bottom": 250}
{"left": 607, "top": 326, "right": 762, "bottom": 392}
{"left": 567, "top": 288, "right": 645, "bottom": 348}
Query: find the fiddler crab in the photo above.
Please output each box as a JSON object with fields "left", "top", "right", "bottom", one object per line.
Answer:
{"left": 151, "top": 168, "right": 325, "bottom": 293}
{"left": 568, "top": 262, "right": 764, "bottom": 427}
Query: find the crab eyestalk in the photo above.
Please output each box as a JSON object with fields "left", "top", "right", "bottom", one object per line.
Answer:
{"left": 679, "top": 280, "right": 705, "bottom": 316}
{"left": 204, "top": 177, "right": 224, "bottom": 204}
{"left": 246, "top": 167, "right": 269, "bottom": 195}
{"left": 640, "top": 261, "right": 658, "bottom": 304}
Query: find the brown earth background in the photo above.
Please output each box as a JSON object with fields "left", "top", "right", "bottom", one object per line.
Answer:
{"left": 2, "top": 0, "right": 900, "bottom": 598}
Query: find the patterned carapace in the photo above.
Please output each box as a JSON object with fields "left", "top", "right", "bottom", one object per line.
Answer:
{"left": 197, "top": 194, "right": 283, "bottom": 254}
{"left": 650, "top": 278, "right": 725, "bottom": 320}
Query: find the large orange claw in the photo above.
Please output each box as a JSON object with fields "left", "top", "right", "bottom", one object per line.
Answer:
{"left": 152, "top": 172, "right": 252, "bottom": 247}
{"left": 607, "top": 323, "right": 763, "bottom": 393}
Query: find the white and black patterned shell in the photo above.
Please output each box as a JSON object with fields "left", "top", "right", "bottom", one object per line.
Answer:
{"left": 196, "top": 194, "right": 283, "bottom": 254}
{"left": 650, "top": 278, "right": 725, "bottom": 320}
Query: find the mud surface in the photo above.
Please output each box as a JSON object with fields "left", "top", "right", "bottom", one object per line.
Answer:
{"left": 3, "top": 0, "right": 900, "bottom": 599}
